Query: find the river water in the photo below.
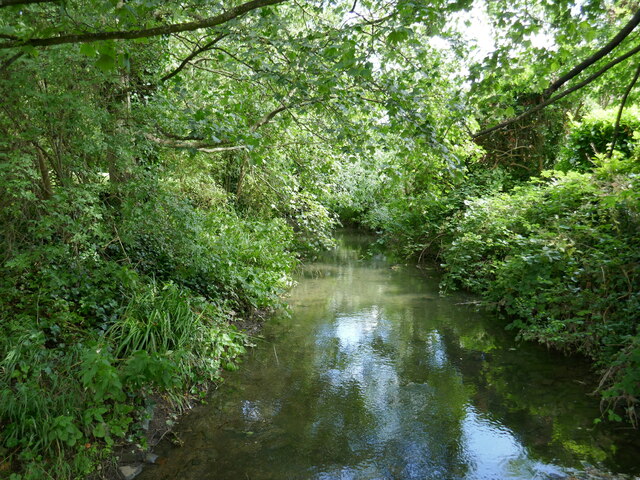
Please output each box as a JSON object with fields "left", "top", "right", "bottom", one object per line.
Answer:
{"left": 138, "top": 232, "right": 639, "bottom": 480}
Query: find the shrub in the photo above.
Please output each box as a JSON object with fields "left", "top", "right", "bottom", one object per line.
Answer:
{"left": 0, "top": 166, "right": 296, "bottom": 478}
{"left": 437, "top": 169, "right": 639, "bottom": 422}
{"left": 557, "top": 107, "right": 640, "bottom": 172}
{"left": 367, "top": 167, "right": 515, "bottom": 260}
{"left": 112, "top": 172, "right": 296, "bottom": 312}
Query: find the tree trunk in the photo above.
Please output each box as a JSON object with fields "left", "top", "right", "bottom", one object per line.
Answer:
{"left": 34, "top": 147, "right": 52, "bottom": 199}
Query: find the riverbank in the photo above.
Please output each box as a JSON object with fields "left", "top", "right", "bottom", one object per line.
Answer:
{"left": 99, "top": 311, "right": 272, "bottom": 480}
{"left": 0, "top": 160, "right": 302, "bottom": 480}
{"left": 364, "top": 167, "right": 639, "bottom": 427}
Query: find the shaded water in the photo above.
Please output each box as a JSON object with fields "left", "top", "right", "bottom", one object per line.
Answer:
{"left": 139, "top": 232, "right": 639, "bottom": 480}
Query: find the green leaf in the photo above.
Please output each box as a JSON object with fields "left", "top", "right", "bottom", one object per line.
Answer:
{"left": 93, "top": 423, "right": 106, "bottom": 438}
{"left": 387, "top": 30, "right": 410, "bottom": 44}
{"left": 96, "top": 53, "right": 115, "bottom": 72}
{"left": 119, "top": 52, "right": 131, "bottom": 72}
{"left": 80, "top": 43, "right": 98, "bottom": 58}
{"left": 22, "top": 45, "right": 39, "bottom": 57}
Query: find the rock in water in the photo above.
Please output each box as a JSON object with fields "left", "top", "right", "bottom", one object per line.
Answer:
{"left": 119, "top": 464, "right": 143, "bottom": 480}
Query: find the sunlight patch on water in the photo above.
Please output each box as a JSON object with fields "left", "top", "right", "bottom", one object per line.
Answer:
{"left": 460, "top": 404, "right": 567, "bottom": 479}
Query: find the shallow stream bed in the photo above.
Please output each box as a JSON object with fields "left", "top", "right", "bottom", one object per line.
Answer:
{"left": 138, "top": 232, "right": 639, "bottom": 480}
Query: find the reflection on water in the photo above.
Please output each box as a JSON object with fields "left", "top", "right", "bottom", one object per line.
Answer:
{"left": 139, "top": 232, "right": 640, "bottom": 480}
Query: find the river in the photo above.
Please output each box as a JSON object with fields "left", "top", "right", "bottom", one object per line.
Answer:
{"left": 137, "top": 232, "right": 639, "bottom": 480}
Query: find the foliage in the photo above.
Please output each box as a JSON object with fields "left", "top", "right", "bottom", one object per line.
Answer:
{"left": 114, "top": 169, "right": 296, "bottom": 312}
{"left": 376, "top": 165, "right": 639, "bottom": 423}
{"left": 557, "top": 107, "right": 640, "bottom": 172}
{"left": 0, "top": 278, "right": 248, "bottom": 478}
{"left": 362, "top": 166, "right": 516, "bottom": 259}
{"left": 474, "top": 101, "right": 566, "bottom": 178}
{"left": 359, "top": 104, "right": 640, "bottom": 425}
{"left": 2, "top": 0, "right": 640, "bottom": 476}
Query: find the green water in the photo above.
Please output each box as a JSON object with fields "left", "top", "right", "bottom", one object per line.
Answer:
{"left": 139, "top": 232, "right": 639, "bottom": 480}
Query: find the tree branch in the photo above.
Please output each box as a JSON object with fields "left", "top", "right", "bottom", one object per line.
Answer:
{"left": 144, "top": 133, "right": 226, "bottom": 149}
{"left": 607, "top": 61, "right": 640, "bottom": 158}
{"left": 145, "top": 132, "right": 249, "bottom": 152}
{"left": 473, "top": 43, "right": 640, "bottom": 139}
{"left": 157, "top": 128, "right": 205, "bottom": 142}
{"left": 199, "top": 145, "right": 249, "bottom": 153}
{"left": 161, "top": 33, "right": 229, "bottom": 82}
{"left": 250, "top": 97, "right": 324, "bottom": 131}
{"left": 211, "top": 46, "right": 261, "bottom": 72}
{"left": 147, "top": 98, "right": 323, "bottom": 151}
{"left": 0, "top": 0, "right": 57, "bottom": 7}
{"left": 251, "top": 105, "right": 290, "bottom": 130}
{"left": 190, "top": 63, "right": 250, "bottom": 82}
{"left": 545, "top": 9, "right": 640, "bottom": 96}
{"left": 0, "top": 51, "right": 23, "bottom": 71}
{"left": 0, "top": 0, "right": 287, "bottom": 49}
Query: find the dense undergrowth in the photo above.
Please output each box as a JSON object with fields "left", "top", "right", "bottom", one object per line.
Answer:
{"left": 0, "top": 18, "right": 342, "bottom": 476}
{"left": 0, "top": 160, "right": 303, "bottom": 478}
{"left": 350, "top": 109, "right": 640, "bottom": 426}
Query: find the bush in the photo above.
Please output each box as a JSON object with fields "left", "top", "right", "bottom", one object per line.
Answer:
{"left": 113, "top": 172, "right": 296, "bottom": 312}
{"left": 0, "top": 165, "right": 297, "bottom": 478}
{"left": 366, "top": 167, "right": 516, "bottom": 259}
{"left": 557, "top": 107, "right": 640, "bottom": 172}
{"left": 437, "top": 169, "right": 640, "bottom": 422}
{"left": 370, "top": 145, "right": 639, "bottom": 424}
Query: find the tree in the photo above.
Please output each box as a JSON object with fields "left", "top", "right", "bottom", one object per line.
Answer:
{"left": 469, "top": 3, "right": 640, "bottom": 139}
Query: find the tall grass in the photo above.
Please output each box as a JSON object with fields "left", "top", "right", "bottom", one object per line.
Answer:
{"left": 108, "top": 280, "right": 203, "bottom": 357}
{"left": 0, "top": 278, "right": 249, "bottom": 479}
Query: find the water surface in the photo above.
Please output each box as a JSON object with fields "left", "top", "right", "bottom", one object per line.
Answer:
{"left": 139, "top": 232, "right": 639, "bottom": 480}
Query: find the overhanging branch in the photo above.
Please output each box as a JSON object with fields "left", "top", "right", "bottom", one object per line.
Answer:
{"left": 161, "top": 33, "right": 229, "bottom": 82}
{"left": 0, "top": 51, "right": 23, "bottom": 71}
{"left": 0, "top": 0, "right": 57, "bottom": 7}
{"left": 0, "top": 0, "right": 287, "bottom": 49}
{"left": 144, "top": 133, "right": 230, "bottom": 150}
{"left": 608, "top": 61, "right": 640, "bottom": 158}
{"left": 545, "top": 9, "right": 640, "bottom": 96}
{"left": 149, "top": 97, "right": 326, "bottom": 149}
{"left": 250, "top": 97, "right": 325, "bottom": 131}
